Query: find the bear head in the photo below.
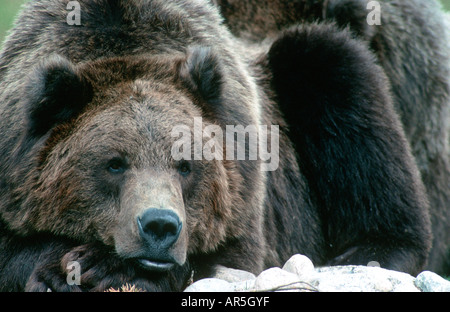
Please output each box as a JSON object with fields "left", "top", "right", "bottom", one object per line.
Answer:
{"left": 5, "top": 47, "right": 264, "bottom": 273}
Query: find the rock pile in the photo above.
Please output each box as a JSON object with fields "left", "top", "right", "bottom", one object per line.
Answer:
{"left": 184, "top": 255, "right": 450, "bottom": 292}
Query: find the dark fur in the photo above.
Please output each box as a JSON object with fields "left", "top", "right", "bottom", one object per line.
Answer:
{"left": 266, "top": 23, "right": 430, "bottom": 271}
{"left": 0, "top": 0, "right": 442, "bottom": 292}
{"left": 215, "top": 0, "right": 450, "bottom": 276}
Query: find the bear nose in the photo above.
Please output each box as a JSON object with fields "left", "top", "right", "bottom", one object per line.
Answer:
{"left": 137, "top": 208, "right": 182, "bottom": 250}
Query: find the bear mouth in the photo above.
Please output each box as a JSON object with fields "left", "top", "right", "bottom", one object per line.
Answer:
{"left": 136, "top": 258, "right": 175, "bottom": 272}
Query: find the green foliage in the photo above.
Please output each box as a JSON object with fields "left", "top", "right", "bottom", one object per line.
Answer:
{"left": 0, "top": 0, "right": 28, "bottom": 48}
{"left": 442, "top": 0, "right": 450, "bottom": 11}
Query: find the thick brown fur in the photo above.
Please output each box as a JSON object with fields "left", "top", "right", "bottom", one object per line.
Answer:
{"left": 214, "top": 0, "right": 450, "bottom": 276}
{"left": 0, "top": 0, "right": 443, "bottom": 291}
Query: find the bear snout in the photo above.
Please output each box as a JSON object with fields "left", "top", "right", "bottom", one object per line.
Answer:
{"left": 138, "top": 208, "right": 182, "bottom": 250}
{"left": 134, "top": 208, "right": 185, "bottom": 272}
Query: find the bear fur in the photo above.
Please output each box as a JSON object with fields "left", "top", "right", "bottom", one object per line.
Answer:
{"left": 214, "top": 0, "right": 450, "bottom": 276}
{"left": 0, "top": 0, "right": 445, "bottom": 291}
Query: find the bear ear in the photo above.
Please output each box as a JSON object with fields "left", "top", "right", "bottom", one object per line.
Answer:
{"left": 25, "top": 55, "right": 93, "bottom": 137}
{"left": 178, "top": 46, "right": 224, "bottom": 105}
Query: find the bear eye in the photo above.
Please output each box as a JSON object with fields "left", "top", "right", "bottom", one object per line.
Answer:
{"left": 178, "top": 161, "right": 191, "bottom": 176}
{"left": 107, "top": 158, "right": 126, "bottom": 174}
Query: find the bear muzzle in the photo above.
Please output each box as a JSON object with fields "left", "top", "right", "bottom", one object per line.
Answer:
{"left": 135, "top": 208, "right": 185, "bottom": 272}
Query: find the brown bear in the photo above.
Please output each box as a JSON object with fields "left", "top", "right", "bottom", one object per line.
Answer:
{"left": 214, "top": 0, "right": 450, "bottom": 277}
{"left": 0, "top": 0, "right": 442, "bottom": 291}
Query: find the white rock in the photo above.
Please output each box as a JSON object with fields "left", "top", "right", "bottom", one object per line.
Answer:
{"left": 282, "top": 254, "right": 315, "bottom": 281}
{"left": 182, "top": 255, "right": 448, "bottom": 293}
{"left": 231, "top": 279, "right": 256, "bottom": 292}
{"left": 211, "top": 265, "right": 256, "bottom": 283}
{"left": 254, "top": 267, "right": 314, "bottom": 292}
{"left": 313, "top": 266, "right": 419, "bottom": 292}
{"left": 184, "top": 278, "right": 235, "bottom": 292}
{"left": 415, "top": 271, "right": 450, "bottom": 292}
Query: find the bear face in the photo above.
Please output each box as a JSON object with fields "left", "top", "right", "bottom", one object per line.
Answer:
{"left": 6, "top": 49, "right": 256, "bottom": 274}
{"left": 0, "top": 0, "right": 271, "bottom": 288}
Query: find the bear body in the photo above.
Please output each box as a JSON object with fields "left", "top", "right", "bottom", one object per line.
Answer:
{"left": 0, "top": 0, "right": 445, "bottom": 291}
{"left": 214, "top": 0, "right": 450, "bottom": 275}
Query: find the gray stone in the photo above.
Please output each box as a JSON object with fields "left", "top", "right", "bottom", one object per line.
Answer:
{"left": 282, "top": 254, "right": 315, "bottom": 281}
{"left": 313, "top": 266, "right": 419, "bottom": 292}
{"left": 184, "top": 278, "right": 234, "bottom": 292}
{"left": 212, "top": 265, "right": 256, "bottom": 283}
{"left": 415, "top": 271, "right": 450, "bottom": 292}
{"left": 254, "top": 267, "right": 315, "bottom": 292}
{"left": 231, "top": 279, "right": 256, "bottom": 292}
{"left": 183, "top": 255, "right": 449, "bottom": 293}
